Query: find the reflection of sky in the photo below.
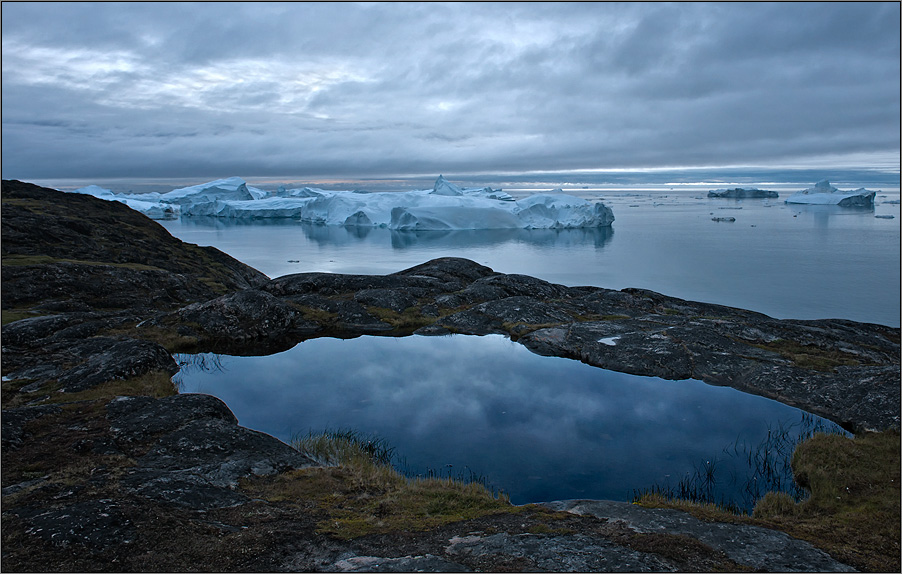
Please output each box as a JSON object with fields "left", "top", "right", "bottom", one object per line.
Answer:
{"left": 175, "top": 334, "right": 842, "bottom": 505}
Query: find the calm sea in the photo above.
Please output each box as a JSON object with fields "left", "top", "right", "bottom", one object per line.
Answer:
{"left": 155, "top": 185, "right": 901, "bottom": 327}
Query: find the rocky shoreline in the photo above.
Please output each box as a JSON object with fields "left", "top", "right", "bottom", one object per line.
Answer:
{"left": 2, "top": 180, "right": 898, "bottom": 571}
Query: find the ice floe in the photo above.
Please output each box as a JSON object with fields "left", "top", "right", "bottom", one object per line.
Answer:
{"left": 65, "top": 176, "right": 614, "bottom": 230}
{"left": 708, "top": 188, "right": 779, "bottom": 198}
{"left": 784, "top": 180, "right": 876, "bottom": 206}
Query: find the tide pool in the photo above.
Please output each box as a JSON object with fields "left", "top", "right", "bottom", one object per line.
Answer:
{"left": 175, "top": 334, "right": 846, "bottom": 509}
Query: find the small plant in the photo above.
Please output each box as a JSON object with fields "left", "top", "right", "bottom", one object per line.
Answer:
{"left": 250, "top": 428, "right": 514, "bottom": 539}
{"left": 633, "top": 412, "right": 848, "bottom": 514}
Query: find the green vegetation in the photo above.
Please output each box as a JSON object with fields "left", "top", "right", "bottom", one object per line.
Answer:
{"left": 364, "top": 305, "right": 436, "bottom": 332}
{"left": 1, "top": 309, "right": 39, "bottom": 325}
{"left": 751, "top": 339, "right": 861, "bottom": 371}
{"left": 636, "top": 430, "right": 901, "bottom": 572}
{"left": 1, "top": 254, "right": 162, "bottom": 271}
{"left": 242, "top": 429, "right": 513, "bottom": 540}
{"left": 288, "top": 303, "right": 339, "bottom": 324}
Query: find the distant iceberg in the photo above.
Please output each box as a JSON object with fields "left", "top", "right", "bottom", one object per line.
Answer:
{"left": 784, "top": 180, "right": 876, "bottom": 206}
{"left": 65, "top": 175, "right": 614, "bottom": 230}
{"left": 708, "top": 187, "right": 778, "bottom": 199}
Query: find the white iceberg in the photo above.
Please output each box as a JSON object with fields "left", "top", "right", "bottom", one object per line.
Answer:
{"left": 62, "top": 175, "right": 614, "bottom": 229}
{"left": 72, "top": 185, "right": 177, "bottom": 218}
{"left": 72, "top": 184, "right": 116, "bottom": 199}
{"left": 159, "top": 176, "right": 267, "bottom": 205}
{"left": 784, "top": 180, "right": 876, "bottom": 206}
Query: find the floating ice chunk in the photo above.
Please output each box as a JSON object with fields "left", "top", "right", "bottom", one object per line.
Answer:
{"left": 431, "top": 175, "right": 464, "bottom": 196}
{"left": 72, "top": 185, "right": 115, "bottom": 198}
{"left": 515, "top": 194, "right": 615, "bottom": 229}
{"left": 114, "top": 197, "right": 179, "bottom": 219}
{"left": 160, "top": 176, "right": 257, "bottom": 205}
{"left": 708, "top": 188, "right": 778, "bottom": 198}
{"left": 598, "top": 336, "right": 621, "bottom": 346}
{"left": 784, "top": 180, "right": 876, "bottom": 206}
{"left": 390, "top": 205, "right": 521, "bottom": 230}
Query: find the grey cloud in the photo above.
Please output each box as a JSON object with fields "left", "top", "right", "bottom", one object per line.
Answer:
{"left": 1, "top": 2, "right": 898, "bottom": 179}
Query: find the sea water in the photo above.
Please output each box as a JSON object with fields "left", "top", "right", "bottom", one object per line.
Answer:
{"left": 159, "top": 187, "right": 901, "bottom": 327}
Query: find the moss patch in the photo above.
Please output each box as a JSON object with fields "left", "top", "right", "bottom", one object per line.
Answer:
{"left": 751, "top": 339, "right": 861, "bottom": 371}
{"left": 364, "top": 305, "right": 436, "bottom": 332}
{"left": 1, "top": 254, "right": 162, "bottom": 271}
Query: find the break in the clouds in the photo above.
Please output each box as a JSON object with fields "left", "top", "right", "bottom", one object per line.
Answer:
{"left": 1, "top": 2, "right": 899, "bottom": 180}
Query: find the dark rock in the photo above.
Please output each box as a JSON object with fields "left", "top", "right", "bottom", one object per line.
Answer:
{"left": 108, "top": 394, "right": 315, "bottom": 509}
{"left": 155, "top": 289, "right": 314, "bottom": 345}
{"left": 392, "top": 257, "right": 497, "bottom": 290}
{"left": 12, "top": 499, "right": 137, "bottom": 549}
{"left": 326, "top": 553, "right": 470, "bottom": 572}
{"left": 1, "top": 314, "right": 72, "bottom": 347}
{"left": 55, "top": 337, "right": 178, "bottom": 393}
{"left": 106, "top": 394, "right": 237, "bottom": 442}
{"left": 1, "top": 179, "right": 268, "bottom": 314}
{"left": 1, "top": 404, "right": 62, "bottom": 451}
{"left": 444, "top": 531, "right": 677, "bottom": 572}
{"left": 354, "top": 288, "right": 420, "bottom": 312}
{"left": 543, "top": 500, "right": 855, "bottom": 572}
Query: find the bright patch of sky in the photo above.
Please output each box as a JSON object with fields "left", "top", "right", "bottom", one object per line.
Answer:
{"left": 1, "top": 2, "right": 898, "bottom": 180}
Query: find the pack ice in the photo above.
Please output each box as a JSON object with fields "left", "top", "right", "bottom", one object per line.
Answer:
{"left": 784, "top": 180, "right": 876, "bottom": 206}
{"left": 70, "top": 176, "right": 615, "bottom": 230}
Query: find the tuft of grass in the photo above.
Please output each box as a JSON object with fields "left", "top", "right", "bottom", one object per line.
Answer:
{"left": 364, "top": 306, "right": 436, "bottom": 332}
{"left": 751, "top": 339, "right": 860, "bottom": 371}
{"left": 600, "top": 314, "right": 631, "bottom": 321}
{"left": 288, "top": 303, "right": 339, "bottom": 324}
{"left": 637, "top": 430, "right": 900, "bottom": 573}
{"left": 243, "top": 430, "right": 512, "bottom": 540}
{"left": 44, "top": 370, "right": 178, "bottom": 404}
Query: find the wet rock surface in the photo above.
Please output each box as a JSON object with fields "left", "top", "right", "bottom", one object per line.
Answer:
{"left": 2, "top": 181, "right": 893, "bottom": 571}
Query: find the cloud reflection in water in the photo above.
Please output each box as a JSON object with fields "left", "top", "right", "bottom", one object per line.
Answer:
{"left": 175, "top": 334, "right": 838, "bottom": 505}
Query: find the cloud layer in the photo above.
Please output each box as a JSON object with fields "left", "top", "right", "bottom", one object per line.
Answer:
{"left": 2, "top": 2, "right": 899, "bottom": 179}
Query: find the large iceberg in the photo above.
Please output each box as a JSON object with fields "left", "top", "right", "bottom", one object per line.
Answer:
{"left": 73, "top": 184, "right": 178, "bottom": 219}
{"left": 708, "top": 187, "right": 778, "bottom": 199}
{"left": 784, "top": 180, "right": 876, "bottom": 206}
{"left": 64, "top": 175, "right": 614, "bottom": 230}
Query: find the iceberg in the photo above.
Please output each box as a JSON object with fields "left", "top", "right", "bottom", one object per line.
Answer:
{"left": 72, "top": 185, "right": 177, "bottom": 218}
{"left": 159, "top": 176, "right": 267, "bottom": 205}
{"left": 72, "top": 184, "right": 116, "bottom": 199}
{"left": 61, "top": 176, "right": 614, "bottom": 230}
{"left": 708, "top": 188, "right": 778, "bottom": 198}
{"left": 784, "top": 180, "right": 876, "bottom": 206}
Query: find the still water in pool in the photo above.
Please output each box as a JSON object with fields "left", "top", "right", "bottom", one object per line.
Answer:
{"left": 175, "top": 334, "right": 845, "bottom": 509}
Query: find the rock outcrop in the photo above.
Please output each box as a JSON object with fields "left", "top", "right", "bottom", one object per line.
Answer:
{"left": 3, "top": 180, "right": 896, "bottom": 572}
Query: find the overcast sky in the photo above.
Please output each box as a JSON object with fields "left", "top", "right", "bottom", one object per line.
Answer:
{"left": 2, "top": 2, "right": 899, "bottom": 180}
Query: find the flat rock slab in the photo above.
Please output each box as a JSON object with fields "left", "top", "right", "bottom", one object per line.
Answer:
{"left": 542, "top": 499, "right": 856, "bottom": 572}
{"left": 108, "top": 394, "right": 316, "bottom": 509}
